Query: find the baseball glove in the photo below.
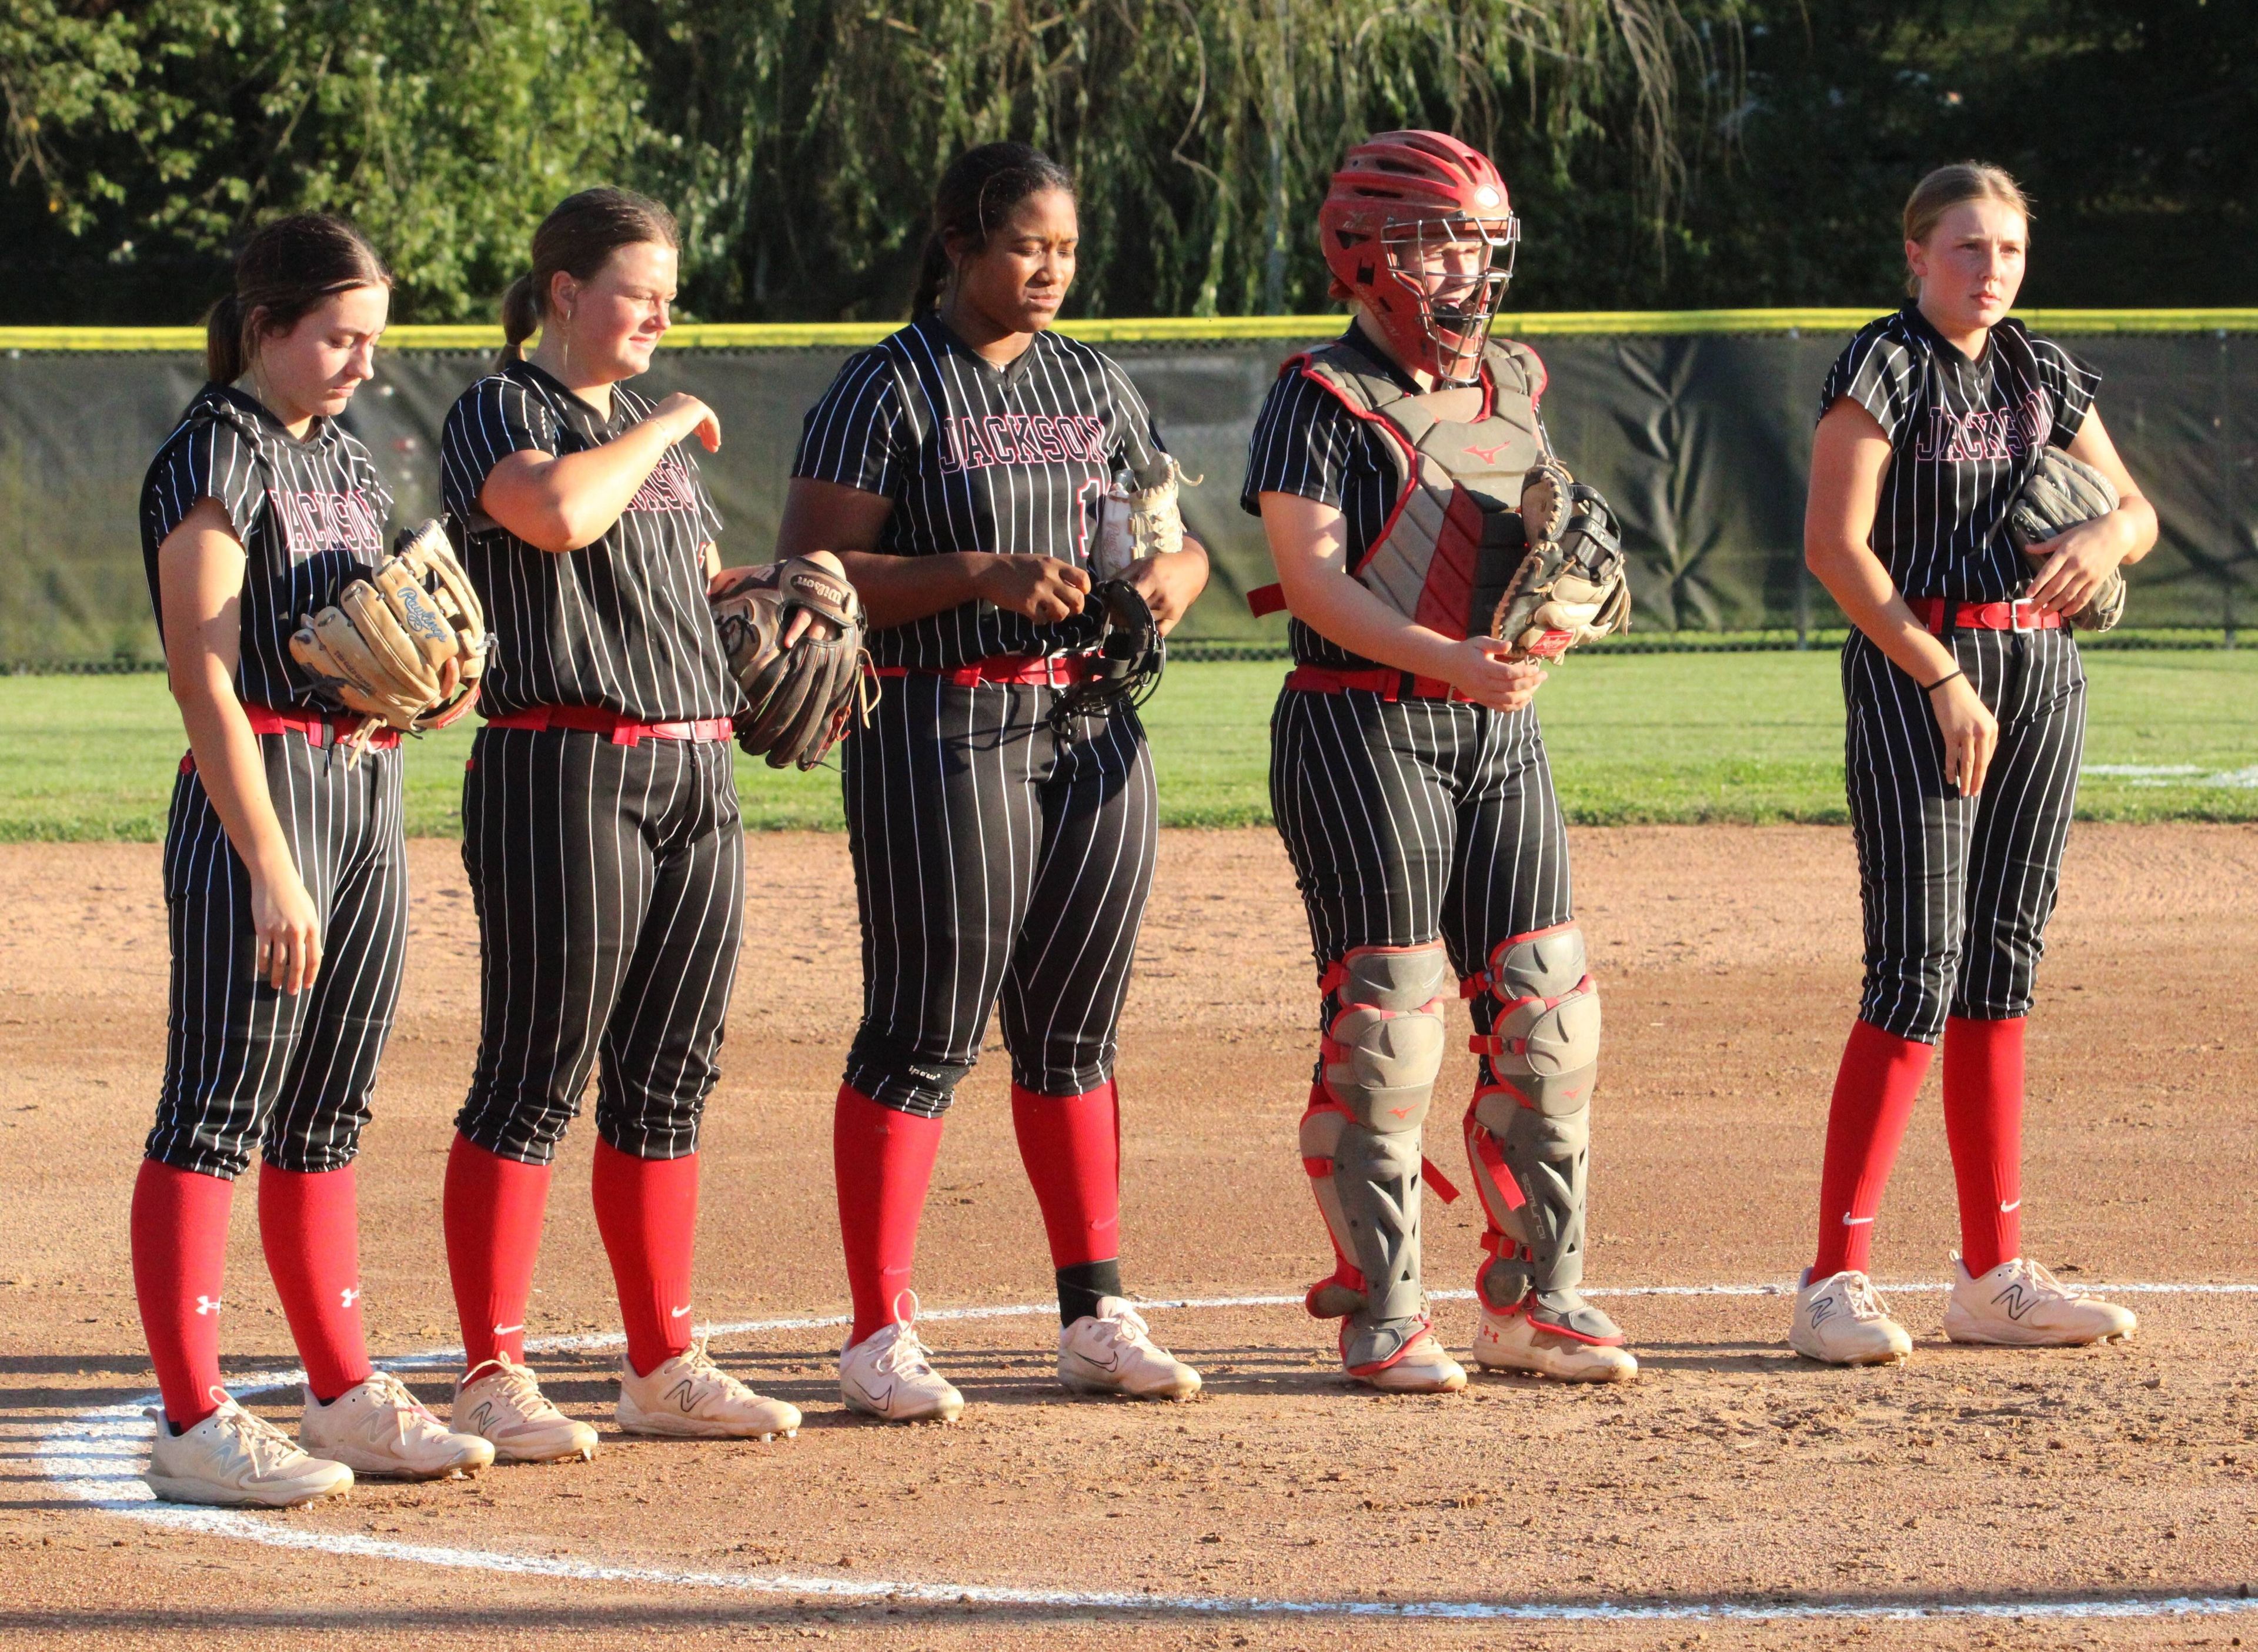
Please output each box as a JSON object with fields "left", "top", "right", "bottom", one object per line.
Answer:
{"left": 713, "top": 555, "right": 873, "bottom": 771}
{"left": 1491, "top": 459, "right": 1631, "bottom": 660}
{"left": 1047, "top": 579, "right": 1164, "bottom": 738}
{"left": 1093, "top": 452, "right": 1193, "bottom": 579}
{"left": 2009, "top": 447, "right": 2127, "bottom": 632}
{"left": 289, "top": 519, "right": 487, "bottom": 758}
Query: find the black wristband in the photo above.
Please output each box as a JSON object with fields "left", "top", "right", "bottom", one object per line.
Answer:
{"left": 1922, "top": 667, "right": 1965, "bottom": 694}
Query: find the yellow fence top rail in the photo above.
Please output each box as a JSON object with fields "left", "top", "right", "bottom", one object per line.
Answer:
{"left": 3, "top": 309, "right": 2255, "bottom": 353}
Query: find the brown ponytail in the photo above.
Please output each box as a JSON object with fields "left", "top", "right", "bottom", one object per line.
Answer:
{"left": 911, "top": 143, "right": 1074, "bottom": 317}
{"left": 203, "top": 214, "right": 391, "bottom": 384}
{"left": 497, "top": 187, "right": 680, "bottom": 369}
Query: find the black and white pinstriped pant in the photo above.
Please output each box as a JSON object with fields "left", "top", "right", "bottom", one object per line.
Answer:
{"left": 1270, "top": 686, "right": 1574, "bottom": 1065}
{"left": 841, "top": 674, "right": 1158, "bottom": 1118}
{"left": 149, "top": 735, "right": 406, "bottom": 1179}
{"left": 1843, "top": 628, "right": 2086, "bottom": 1042}
{"left": 456, "top": 729, "right": 745, "bottom": 1163}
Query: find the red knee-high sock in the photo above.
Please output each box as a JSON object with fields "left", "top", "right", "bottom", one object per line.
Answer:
{"left": 131, "top": 1159, "right": 235, "bottom": 1432}
{"left": 258, "top": 1163, "right": 373, "bottom": 1403}
{"left": 1012, "top": 1081, "right": 1124, "bottom": 1323}
{"left": 1010, "top": 1080, "right": 1121, "bottom": 1268}
{"left": 1809, "top": 1019, "right": 1935, "bottom": 1279}
{"left": 833, "top": 1085, "right": 944, "bottom": 1345}
{"left": 590, "top": 1139, "right": 700, "bottom": 1377}
{"left": 1942, "top": 1015, "right": 2026, "bottom": 1278}
{"left": 443, "top": 1133, "right": 552, "bottom": 1372}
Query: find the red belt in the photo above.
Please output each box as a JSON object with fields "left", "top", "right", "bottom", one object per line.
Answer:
{"left": 242, "top": 703, "right": 400, "bottom": 749}
{"left": 1910, "top": 596, "right": 2063, "bottom": 635}
{"left": 483, "top": 705, "right": 734, "bottom": 745}
{"left": 179, "top": 704, "right": 400, "bottom": 772}
{"left": 1284, "top": 665, "right": 1468, "bottom": 703}
{"left": 874, "top": 654, "right": 1102, "bottom": 688}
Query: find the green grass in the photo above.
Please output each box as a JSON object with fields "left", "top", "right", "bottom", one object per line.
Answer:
{"left": 6, "top": 650, "right": 2253, "bottom": 840}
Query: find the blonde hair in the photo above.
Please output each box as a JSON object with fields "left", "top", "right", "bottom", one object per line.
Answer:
{"left": 1902, "top": 163, "right": 2032, "bottom": 296}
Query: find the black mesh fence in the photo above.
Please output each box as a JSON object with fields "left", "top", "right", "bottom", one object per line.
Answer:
{"left": 4, "top": 329, "right": 2250, "bottom": 666}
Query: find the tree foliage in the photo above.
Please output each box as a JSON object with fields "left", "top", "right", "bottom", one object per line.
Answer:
{"left": 1, "top": 0, "right": 2250, "bottom": 322}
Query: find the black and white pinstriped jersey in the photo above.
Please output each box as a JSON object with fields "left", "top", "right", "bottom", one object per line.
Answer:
{"left": 440, "top": 360, "right": 735, "bottom": 721}
{"left": 141, "top": 385, "right": 392, "bottom": 713}
{"left": 791, "top": 313, "right": 1170, "bottom": 671}
{"left": 1241, "top": 324, "right": 1532, "bottom": 673}
{"left": 1821, "top": 307, "right": 2098, "bottom": 603}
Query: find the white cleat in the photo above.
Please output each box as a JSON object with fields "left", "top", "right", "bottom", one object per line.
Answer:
{"left": 451, "top": 1353, "right": 599, "bottom": 1464}
{"left": 1058, "top": 1297, "right": 1203, "bottom": 1401}
{"left": 145, "top": 1389, "right": 355, "bottom": 1508}
{"left": 840, "top": 1293, "right": 964, "bottom": 1424}
{"left": 1944, "top": 1255, "right": 2139, "bottom": 1348}
{"left": 1349, "top": 1326, "right": 1468, "bottom": 1394}
{"left": 617, "top": 1337, "right": 803, "bottom": 1440}
{"left": 300, "top": 1369, "right": 495, "bottom": 1480}
{"left": 1473, "top": 1306, "right": 1638, "bottom": 1383}
{"left": 1791, "top": 1268, "right": 1914, "bottom": 1366}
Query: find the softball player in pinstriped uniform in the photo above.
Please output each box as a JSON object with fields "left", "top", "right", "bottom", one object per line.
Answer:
{"left": 1248, "top": 132, "right": 1636, "bottom": 1394}
{"left": 779, "top": 143, "right": 1209, "bottom": 1422}
{"left": 134, "top": 215, "right": 492, "bottom": 1508}
{"left": 435, "top": 188, "right": 799, "bottom": 1456}
{"left": 1791, "top": 163, "right": 2156, "bottom": 1365}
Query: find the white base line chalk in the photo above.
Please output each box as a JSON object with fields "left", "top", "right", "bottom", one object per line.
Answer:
{"left": 35, "top": 1282, "right": 2258, "bottom": 1627}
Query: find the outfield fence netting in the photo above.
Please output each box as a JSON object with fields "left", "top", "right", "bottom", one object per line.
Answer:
{"left": 4, "top": 312, "right": 2250, "bottom": 669}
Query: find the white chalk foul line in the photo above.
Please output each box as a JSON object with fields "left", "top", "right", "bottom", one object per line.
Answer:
{"left": 35, "top": 1283, "right": 2258, "bottom": 1627}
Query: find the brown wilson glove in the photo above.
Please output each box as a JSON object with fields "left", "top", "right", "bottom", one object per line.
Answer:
{"left": 1491, "top": 459, "right": 1631, "bottom": 660}
{"left": 714, "top": 556, "right": 873, "bottom": 770}
{"left": 2009, "top": 447, "right": 2127, "bottom": 632}
{"left": 289, "top": 520, "right": 488, "bottom": 757}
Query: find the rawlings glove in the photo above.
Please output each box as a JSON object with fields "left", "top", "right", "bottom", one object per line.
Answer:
{"left": 2009, "top": 447, "right": 2127, "bottom": 632}
{"left": 1093, "top": 452, "right": 1192, "bottom": 578}
{"left": 289, "top": 519, "right": 487, "bottom": 759}
{"left": 1491, "top": 459, "right": 1631, "bottom": 660}
{"left": 713, "top": 555, "right": 874, "bottom": 770}
{"left": 1047, "top": 579, "right": 1164, "bottom": 738}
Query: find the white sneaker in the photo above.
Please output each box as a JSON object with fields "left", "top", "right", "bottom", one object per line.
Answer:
{"left": 450, "top": 1353, "right": 599, "bottom": 1463}
{"left": 1348, "top": 1326, "right": 1467, "bottom": 1394}
{"left": 840, "top": 1293, "right": 963, "bottom": 1423}
{"left": 145, "top": 1389, "right": 355, "bottom": 1508}
{"left": 1474, "top": 1305, "right": 1638, "bottom": 1383}
{"left": 618, "top": 1337, "right": 803, "bottom": 1440}
{"left": 300, "top": 1369, "right": 496, "bottom": 1479}
{"left": 1058, "top": 1297, "right": 1202, "bottom": 1401}
{"left": 1791, "top": 1268, "right": 1914, "bottom": 1366}
{"left": 1944, "top": 1255, "right": 2138, "bottom": 1347}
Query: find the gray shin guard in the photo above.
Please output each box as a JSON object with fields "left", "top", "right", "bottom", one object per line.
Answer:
{"left": 1307, "top": 944, "right": 1450, "bottom": 1371}
{"left": 1464, "top": 924, "right": 1623, "bottom": 1345}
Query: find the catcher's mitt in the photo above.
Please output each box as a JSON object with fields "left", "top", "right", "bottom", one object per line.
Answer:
{"left": 1047, "top": 579, "right": 1163, "bottom": 738}
{"left": 289, "top": 520, "right": 487, "bottom": 758}
{"left": 2009, "top": 447, "right": 2126, "bottom": 632}
{"left": 1093, "top": 453, "right": 1194, "bottom": 579}
{"left": 713, "top": 555, "right": 873, "bottom": 771}
{"left": 1490, "top": 460, "right": 1631, "bottom": 660}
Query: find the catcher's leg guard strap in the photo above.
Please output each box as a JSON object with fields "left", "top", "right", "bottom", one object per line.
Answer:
{"left": 1321, "top": 943, "right": 1451, "bottom": 1130}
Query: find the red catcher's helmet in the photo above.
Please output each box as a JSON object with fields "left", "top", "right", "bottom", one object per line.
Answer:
{"left": 1319, "top": 131, "right": 1519, "bottom": 386}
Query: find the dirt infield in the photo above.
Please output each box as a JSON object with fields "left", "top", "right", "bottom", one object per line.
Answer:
{"left": 2, "top": 824, "right": 2255, "bottom": 1650}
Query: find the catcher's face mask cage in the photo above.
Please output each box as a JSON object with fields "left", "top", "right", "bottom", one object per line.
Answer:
{"left": 1377, "top": 210, "right": 1519, "bottom": 386}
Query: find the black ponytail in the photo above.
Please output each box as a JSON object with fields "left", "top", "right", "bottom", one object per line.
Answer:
{"left": 911, "top": 142, "right": 1075, "bottom": 317}
{"left": 203, "top": 214, "right": 390, "bottom": 384}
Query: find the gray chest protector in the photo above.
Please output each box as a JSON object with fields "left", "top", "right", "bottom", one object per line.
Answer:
{"left": 1291, "top": 338, "right": 1551, "bottom": 641}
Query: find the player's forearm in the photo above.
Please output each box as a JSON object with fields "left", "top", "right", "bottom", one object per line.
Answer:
{"left": 836, "top": 550, "right": 991, "bottom": 630}
{"left": 483, "top": 418, "right": 684, "bottom": 553}
{"left": 169, "top": 665, "right": 296, "bottom": 882}
{"left": 1277, "top": 559, "right": 1463, "bottom": 682}
{"left": 1805, "top": 535, "right": 1958, "bottom": 684}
